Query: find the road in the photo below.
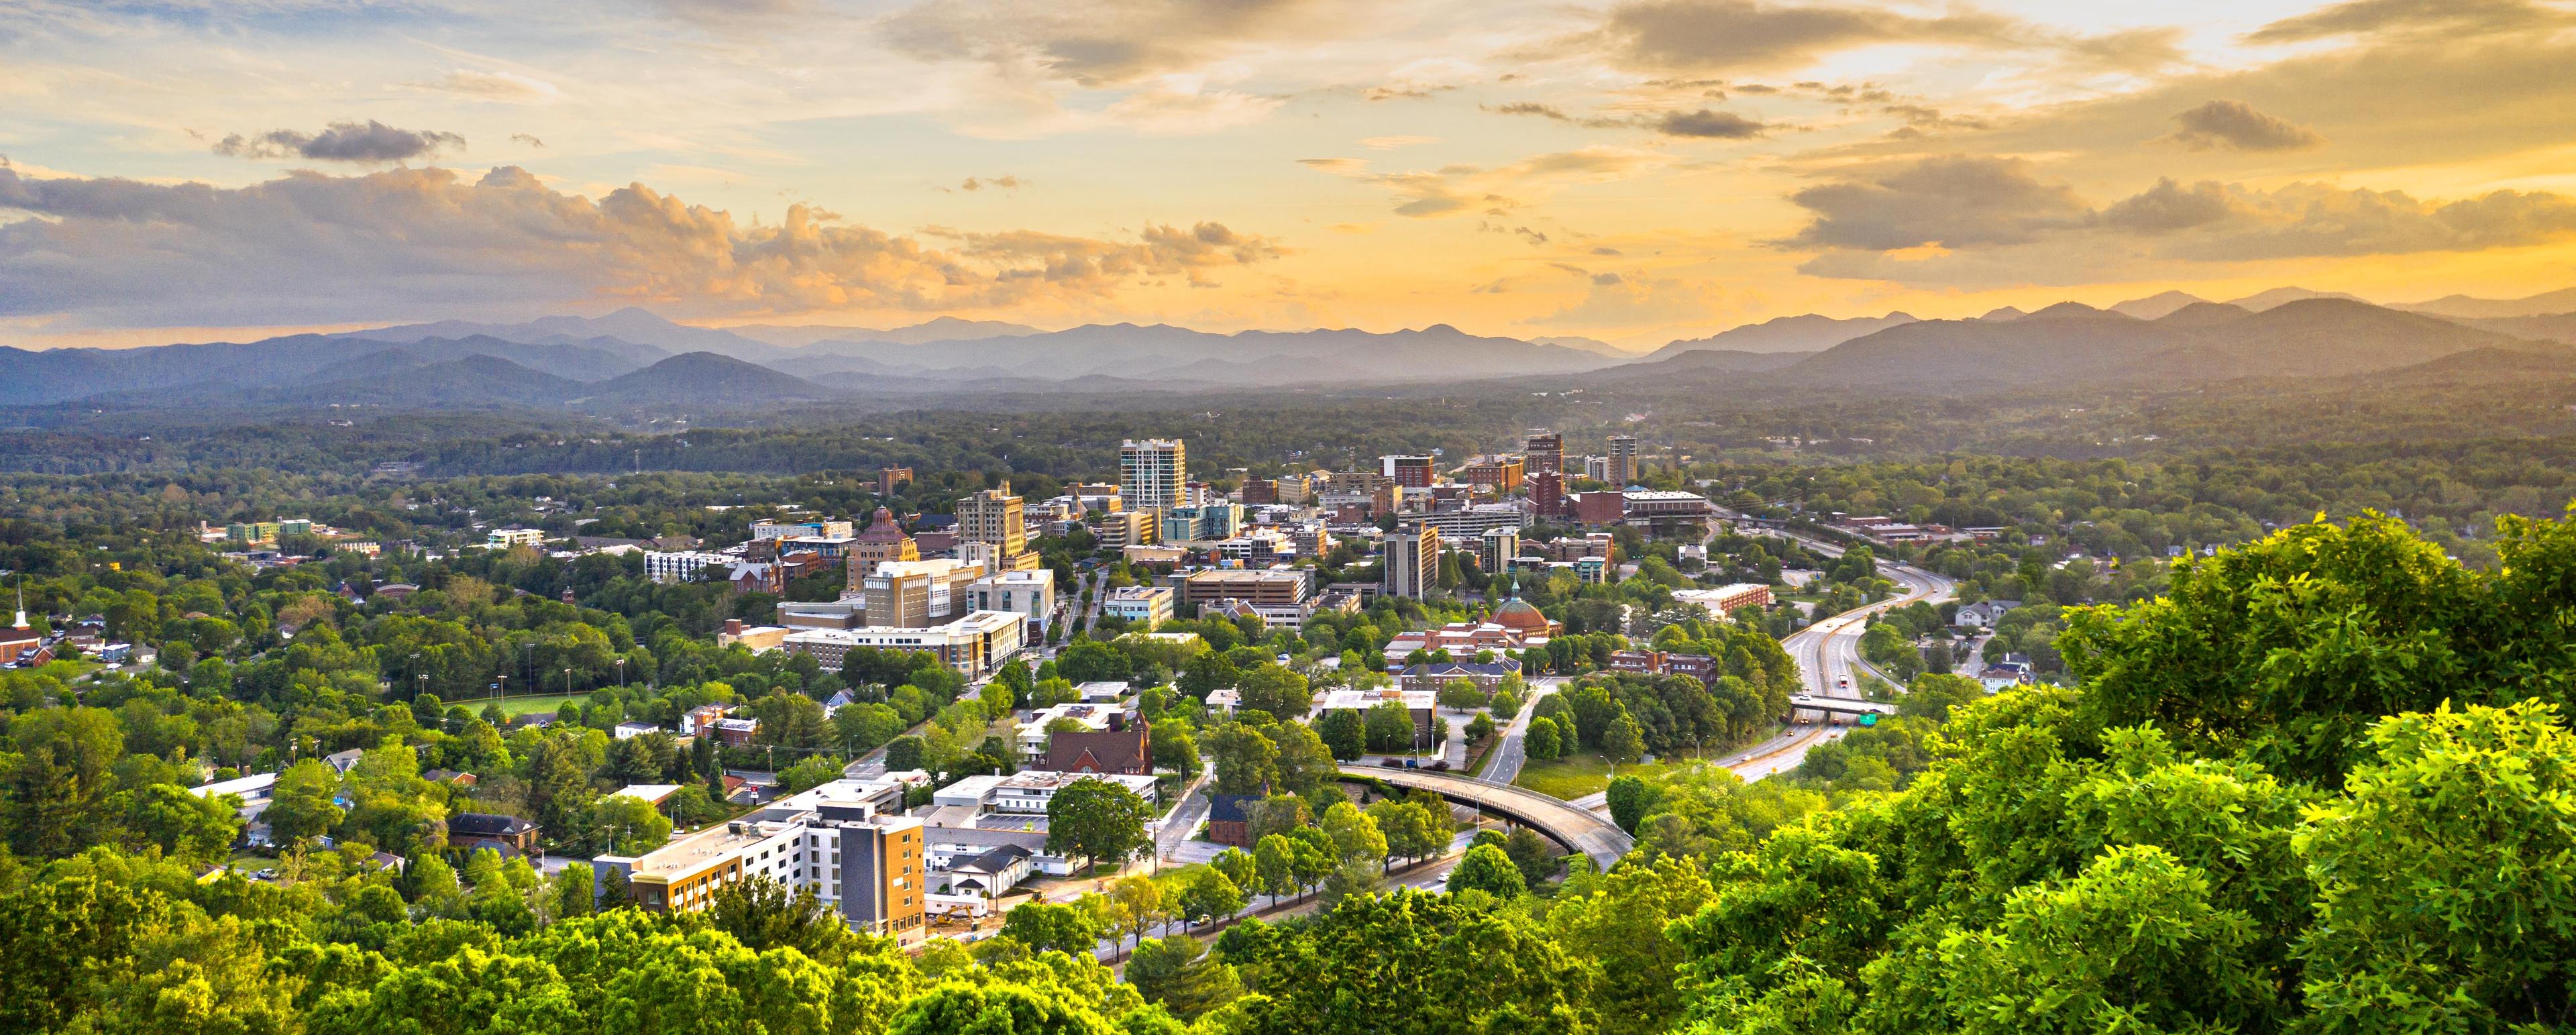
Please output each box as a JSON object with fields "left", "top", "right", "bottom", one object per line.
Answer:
{"left": 1349, "top": 765, "right": 1633, "bottom": 871}
{"left": 1733, "top": 535, "right": 1955, "bottom": 781}
{"left": 1477, "top": 676, "right": 1560, "bottom": 786}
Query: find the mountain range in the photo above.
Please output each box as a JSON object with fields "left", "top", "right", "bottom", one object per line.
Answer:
{"left": 5, "top": 284, "right": 2573, "bottom": 411}
{"left": 1631, "top": 297, "right": 2557, "bottom": 396}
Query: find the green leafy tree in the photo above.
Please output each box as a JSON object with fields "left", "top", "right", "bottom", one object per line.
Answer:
{"left": 1448, "top": 844, "right": 1525, "bottom": 898}
{"left": 2296, "top": 701, "right": 2576, "bottom": 1032}
{"left": 1601, "top": 708, "right": 1645, "bottom": 765}
{"left": 1234, "top": 664, "right": 1310, "bottom": 721}
{"left": 1316, "top": 709, "right": 1366, "bottom": 761}
{"left": 886, "top": 983, "right": 1116, "bottom": 1035}
{"left": 1046, "top": 778, "right": 1154, "bottom": 875}
{"left": 1126, "top": 934, "right": 1242, "bottom": 1020}
{"left": 1208, "top": 723, "right": 1278, "bottom": 795}
{"left": 266, "top": 759, "right": 344, "bottom": 845}
{"left": 1002, "top": 901, "right": 1106, "bottom": 956}
{"left": 1604, "top": 775, "right": 1659, "bottom": 834}
{"left": 591, "top": 794, "right": 673, "bottom": 855}
{"left": 1320, "top": 801, "right": 1387, "bottom": 863}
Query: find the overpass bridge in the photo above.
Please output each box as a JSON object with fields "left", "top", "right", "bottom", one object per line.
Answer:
{"left": 1340, "top": 765, "right": 1633, "bottom": 871}
{"left": 1788, "top": 694, "right": 1898, "bottom": 721}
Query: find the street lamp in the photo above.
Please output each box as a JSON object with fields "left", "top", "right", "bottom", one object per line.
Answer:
{"left": 564, "top": 667, "right": 573, "bottom": 696}
{"left": 615, "top": 657, "right": 626, "bottom": 691}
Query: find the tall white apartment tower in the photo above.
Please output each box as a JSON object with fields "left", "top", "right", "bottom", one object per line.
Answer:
{"left": 1120, "top": 439, "right": 1187, "bottom": 512}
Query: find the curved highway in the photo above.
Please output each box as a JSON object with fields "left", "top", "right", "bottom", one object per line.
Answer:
{"left": 1342, "top": 765, "right": 1633, "bottom": 871}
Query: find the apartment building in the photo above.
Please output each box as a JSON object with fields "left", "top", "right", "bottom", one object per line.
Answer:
{"left": 1120, "top": 439, "right": 1188, "bottom": 511}
{"left": 1529, "top": 470, "right": 1566, "bottom": 520}
{"left": 1670, "top": 582, "right": 1772, "bottom": 616}
{"left": 1161, "top": 502, "right": 1243, "bottom": 543}
{"left": 1479, "top": 527, "right": 1520, "bottom": 575}
{"left": 1460, "top": 455, "right": 1525, "bottom": 492}
{"left": 1384, "top": 521, "right": 1440, "bottom": 600}
{"left": 936, "top": 771, "right": 1161, "bottom": 815}
{"left": 1607, "top": 434, "right": 1639, "bottom": 486}
{"left": 1413, "top": 503, "right": 1529, "bottom": 538}
{"left": 486, "top": 528, "right": 545, "bottom": 548}
{"left": 1012, "top": 702, "right": 1135, "bottom": 764}
{"left": 645, "top": 549, "right": 735, "bottom": 584}
{"left": 592, "top": 777, "right": 926, "bottom": 940}
{"left": 861, "top": 558, "right": 985, "bottom": 628}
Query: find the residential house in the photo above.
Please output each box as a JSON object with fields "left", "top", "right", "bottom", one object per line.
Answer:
{"left": 1045, "top": 728, "right": 1152, "bottom": 776}
{"left": 449, "top": 813, "right": 540, "bottom": 857}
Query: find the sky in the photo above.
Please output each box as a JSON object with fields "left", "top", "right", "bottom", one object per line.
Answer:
{"left": 3, "top": 0, "right": 2574, "bottom": 350}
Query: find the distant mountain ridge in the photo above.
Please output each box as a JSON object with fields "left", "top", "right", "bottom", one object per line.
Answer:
{"left": 1770, "top": 297, "right": 2532, "bottom": 393}
{"left": 2395, "top": 286, "right": 2576, "bottom": 319}
{"left": 1640, "top": 313, "right": 1917, "bottom": 360}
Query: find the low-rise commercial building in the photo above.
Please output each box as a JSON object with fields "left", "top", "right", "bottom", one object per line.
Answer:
{"left": 962, "top": 568, "right": 1055, "bottom": 635}
{"left": 1103, "top": 584, "right": 1175, "bottom": 629}
{"left": 1670, "top": 582, "right": 1773, "bottom": 616}
{"left": 592, "top": 777, "right": 926, "bottom": 940}
{"left": 781, "top": 610, "right": 1026, "bottom": 675}
{"left": 932, "top": 770, "right": 1160, "bottom": 814}
{"left": 1313, "top": 687, "right": 1439, "bottom": 742}
{"left": 1179, "top": 567, "right": 1311, "bottom": 608}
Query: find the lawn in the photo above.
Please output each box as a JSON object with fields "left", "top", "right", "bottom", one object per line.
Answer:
{"left": 1511, "top": 753, "right": 1684, "bottom": 800}
{"left": 476, "top": 692, "right": 585, "bottom": 717}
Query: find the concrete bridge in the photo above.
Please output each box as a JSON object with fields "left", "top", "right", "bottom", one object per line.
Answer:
{"left": 1788, "top": 694, "right": 1898, "bottom": 721}
{"left": 1340, "top": 765, "right": 1634, "bottom": 871}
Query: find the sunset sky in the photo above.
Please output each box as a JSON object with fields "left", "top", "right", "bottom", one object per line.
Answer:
{"left": 4, "top": 0, "right": 2574, "bottom": 349}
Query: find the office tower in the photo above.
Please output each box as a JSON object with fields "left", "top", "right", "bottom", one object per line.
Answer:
{"left": 1379, "top": 455, "right": 1434, "bottom": 488}
{"left": 1120, "top": 439, "right": 1187, "bottom": 512}
{"left": 957, "top": 481, "right": 1027, "bottom": 558}
{"left": 1530, "top": 470, "right": 1565, "bottom": 519}
{"left": 1607, "top": 435, "right": 1638, "bottom": 486}
{"left": 1523, "top": 431, "right": 1564, "bottom": 475}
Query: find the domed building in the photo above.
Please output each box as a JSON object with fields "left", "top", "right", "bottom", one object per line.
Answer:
{"left": 1379, "top": 596, "right": 1558, "bottom": 665}
{"left": 1489, "top": 597, "right": 1560, "bottom": 639}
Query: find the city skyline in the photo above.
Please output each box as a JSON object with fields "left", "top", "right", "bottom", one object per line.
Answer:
{"left": 5, "top": 0, "right": 2575, "bottom": 349}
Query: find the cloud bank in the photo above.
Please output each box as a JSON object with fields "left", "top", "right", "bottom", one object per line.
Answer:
{"left": 0, "top": 165, "right": 1278, "bottom": 326}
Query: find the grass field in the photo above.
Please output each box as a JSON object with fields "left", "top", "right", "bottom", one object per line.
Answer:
{"left": 475, "top": 692, "right": 584, "bottom": 716}
{"left": 1511, "top": 753, "right": 1684, "bottom": 799}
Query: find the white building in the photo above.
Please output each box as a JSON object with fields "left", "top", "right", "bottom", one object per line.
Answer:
{"left": 753, "top": 519, "right": 854, "bottom": 541}
{"left": 780, "top": 610, "right": 1026, "bottom": 676}
{"left": 1120, "top": 439, "right": 1187, "bottom": 512}
{"left": 935, "top": 770, "right": 1160, "bottom": 814}
{"left": 646, "top": 550, "right": 737, "bottom": 584}
{"left": 1670, "top": 583, "right": 1773, "bottom": 618}
{"left": 1103, "top": 585, "right": 1175, "bottom": 629}
{"left": 962, "top": 568, "right": 1055, "bottom": 634}
{"left": 486, "top": 528, "right": 546, "bottom": 548}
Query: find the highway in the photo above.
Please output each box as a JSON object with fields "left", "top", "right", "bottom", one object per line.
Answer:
{"left": 1715, "top": 520, "right": 1956, "bottom": 781}
{"left": 1344, "top": 765, "right": 1634, "bottom": 871}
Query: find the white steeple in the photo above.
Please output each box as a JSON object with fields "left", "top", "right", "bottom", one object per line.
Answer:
{"left": 11, "top": 581, "right": 24, "bottom": 631}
